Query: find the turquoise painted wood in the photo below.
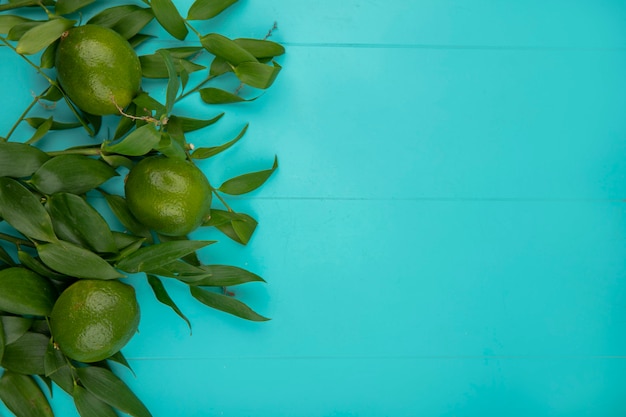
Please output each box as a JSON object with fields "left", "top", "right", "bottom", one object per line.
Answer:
{"left": 1, "top": 1, "right": 626, "bottom": 416}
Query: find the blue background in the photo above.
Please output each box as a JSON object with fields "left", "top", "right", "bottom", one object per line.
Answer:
{"left": 2, "top": 0, "right": 626, "bottom": 415}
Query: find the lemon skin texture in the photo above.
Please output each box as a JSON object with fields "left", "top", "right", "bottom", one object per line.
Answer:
{"left": 55, "top": 25, "right": 142, "bottom": 116}
{"left": 124, "top": 156, "right": 212, "bottom": 236}
{"left": 49, "top": 279, "right": 140, "bottom": 363}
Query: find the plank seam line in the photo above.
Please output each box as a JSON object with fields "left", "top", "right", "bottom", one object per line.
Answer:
{"left": 123, "top": 355, "right": 626, "bottom": 361}
{"left": 283, "top": 42, "right": 626, "bottom": 52}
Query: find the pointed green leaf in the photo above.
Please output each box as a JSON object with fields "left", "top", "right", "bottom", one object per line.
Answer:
{"left": 189, "top": 265, "right": 265, "bottom": 287}
{"left": 76, "top": 366, "right": 152, "bottom": 417}
{"left": 0, "top": 142, "right": 50, "bottom": 178}
{"left": 25, "top": 117, "right": 83, "bottom": 130}
{"left": 16, "top": 18, "right": 76, "bottom": 55}
{"left": 209, "top": 56, "right": 232, "bottom": 76}
{"left": 0, "top": 15, "right": 33, "bottom": 34}
{"left": 234, "top": 60, "right": 281, "bottom": 89}
{"left": 44, "top": 339, "right": 66, "bottom": 377}
{"left": 191, "top": 123, "right": 247, "bottom": 159}
{"left": 151, "top": 0, "right": 188, "bottom": 40}
{"left": 154, "top": 131, "right": 187, "bottom": 160}
{"left": 26, "top": 115, "right": 53, "bottom": 144}
{"left": 1, "top": 317, "right": 33, "bottom": 345}
{"left": 1, "top": 332, "right": 48, "bottom": 375}
{"left": 200, "top": 33, "right": 256, "bottom": 65}
{"left": 0, "top": 267, "right": 57, "bottom": 316}
{"left": 41, "top": 84, "right": 64, "bottom": 102}
{"left": 0, "top": 1, "right": 40, "bottom": 12}
{"left": 133, "top": 92, "right": 167, "bottom": 119}
{"left": 116, "top": 240, "right": 215, "bottom": 273}
{"left": 39, "top": 40, "right": 58, "bottom": 68}
{"left": 47, "top": 193, "right": 117, "bottom": 253}
{"left": 159, "top": 49, "right": 180, "bottom": 114}
{"left": 235, "top": 38, "right": 285, "bottom": 59}
{"left": 0, "top": 177, "right": 58, "bottom": 242}
{"left": 0, "top": 372, "right": 54, "bottom": 417}
{"left": 37, "top": 241, "right": 125, "bottom": 279}
{"left": 101, "top": 193, "right": 152, "bottom": 239}
{"left": 74, "top": 384, "right": 119, "bottom": 417}
{"left": 56, "top": 0, "right": 95, "bottom": 15}
{"left": 187, "top": 0, "right": 237, "bottom": 20}
{"left": 147, "top": 275, "right": 192, "bottom": 332}
{"left": 30, "top": 154, "right": 118, "bottom": 195}
{"left": 199, "top": 87, "right": 256, "bottom": 104}
{"left": 7, "top": 21, "right": 42, "bottom": 41}
{"left": 168, "top": 113, "right": 223, "bottom": 133}
{"left": 139, "top": 53, "right": 205, "bottom": 79}
{"left": 218, "top": 156, "right": 278, "bottom": 195}
{"left": 88, "top": 5, "right": 154, "bottom": 40}
{"left": 102, "top": 123, "right": 160, "bottom": 156}
{"left": 17, "top": 249, "right": 73, "bottom": 282}
{"left": 107, "top": 351, "right": 134, "bottom": 375}
{"left": 190, "top": 286, "right": 269, "bottom": 321}
{"left": 203, "top": 209, "right": 257, "bottom": 244}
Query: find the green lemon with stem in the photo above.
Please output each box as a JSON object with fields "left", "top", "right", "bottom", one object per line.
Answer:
{"left": 49, "top": 279, "right": 140, "bottom": 363}
{"left": 124, "top": 155, "right": 213, "bottom": 236}
{"left": 55, "top": 24, "right": 142, "bottom": 116}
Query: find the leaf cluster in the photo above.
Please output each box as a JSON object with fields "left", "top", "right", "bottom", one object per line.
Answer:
{"left": 0, "top": 0, "right": 283, "bottom": 416}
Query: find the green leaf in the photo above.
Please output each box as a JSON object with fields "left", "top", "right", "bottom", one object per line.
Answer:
{"left": 101, "top": 154, "right": 134, "bottom": 170}
{"left": 133, "top": 92, "right": 167, "bottom": 119}
{"left": 16, "top": 17, "right": 76, "bottom": 55}
{"left": 234, "top": 61, "right": 281, "bottom": 89}
{"left": 39, "top": 40, "right": 58, "bottom": 68}
{"left": 116, "top": 240, "right": 215, "bottom": 273}
{"left": 0, "top": 142, "right": 50, "bottom": 178}
{"left": 0, "top": 1, "right": 40, "bottom": 12}
{"left": 0, "top": 15, "right": 33, "bottom": 34}
{"left": 101, "top": 193, "right": 151, "bottom": 239}
{"left": 147, "top": 275, "right": 192, "bottom": 332}
{"left": 44, "top": 339, "right": 66, "bottom": 377}
{"left": 189, "top": 265, "right": 265, "bottom": 286}
{"left": 17, "top": 249, "right": 73, "bottom": 282}
{"left": 55, "top": 0, "right": 95, "bottom": 15}
{"left": 191, "top": 123, "right": 247, "bottom": 159}
{"left": 209, "top": 56, "right": 232, "bottom": 76}
{"left": 37, "top": 240, "right": 125, "bottom": 280}
{"left": 139, "top": 53, "right": 205, "bottom": 79}
{"left": 102, "top": 123, "right": 161, "bottom": 156}
{"left": 0, "top": 177, "right": 58, "bottom": 242}
{"left": 30, "top": 154, "right": 118, "bottom": 195}
{"left": 0, "top": 267, "right": 57, "bottom": 316}
{"left": 0, "top": 372, "right": 54, "bottom": 417}
{"left": 1, "top": 332, "right": 48, "bottom": 375}
{"left": 200, "top": 33, "right": 256, "bottom": 65}
{"left": 7, "top": 21, "right": 42, "bottom": 41}
{"left": 159, "top": 49, "right": 180, "bottom": 114}
{"left": 76, "top": 366, "right": 152, "bottom": 417}
{"left": 168, "top": 113, "right": 223, "bottom": 133}
{"left": 40, "top": 84, "right": 64, "bottom": 102}
{"left": 153, "top": 132, "right": 187, "bottom": 160}
{"left": 187, "top": 0, "right": 237, "bottom": 20}
{"left": 218, "top": 156, "right": 278, "bottom": 195}
{"left": 203, "top": 209, "right": 257, "bottom": 244}
{"left": 235, "top": 38, "right": 285, "bottom": 59}
{"left": 74, "top": 384, "right": 119, "bottom": 417}
{"left": 0, "top": 319, "right": 4, "bottom": 364}
{"left": 49, "top": 364, "right": 74, "bottom": 394}
{"left": 1, "top": 317, "right": 33, "bottom": 345}
{"left": 107, "top": 351, "right": 134, "bottom": 375}
{"left": 47, "top": 193, "right": 117, "bottom": 253}
{"left": 151, "top": 0, "right": 188, "bottom": 40}
{"left": 190, "top": 286, "right": 269, "bottom": 321}
{"left": 199, "top": 87, "right": 256, "bottom": 104}
{"left": 25, "top": 117, "right": 83, "bottom": 130}
{"left": 26, "top": 115, "right": 53, "bottom": 144}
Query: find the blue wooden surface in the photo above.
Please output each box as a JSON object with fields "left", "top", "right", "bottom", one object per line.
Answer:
{"left": 2, "top": 1, "right": 626, "bottom": 416}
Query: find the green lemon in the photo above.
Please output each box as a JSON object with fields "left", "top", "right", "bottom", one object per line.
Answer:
{"left": 49, "top": 279, "right": 140, "bottom": 363}
{"left": 55, "top": 24, "right": 142, "bottom": 116}
{"left": 124, "top": 156, "right": 212, "bottom": 236}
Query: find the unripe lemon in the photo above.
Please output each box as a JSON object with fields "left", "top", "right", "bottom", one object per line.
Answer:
{"left": 124, "top": 156, "right": 212, "bottom": 236}
{"left": 55, "top": 25, "right": 142, "bottom": 116}
{"left": 49, "top": 279, "right": 140, "bottom": 363}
